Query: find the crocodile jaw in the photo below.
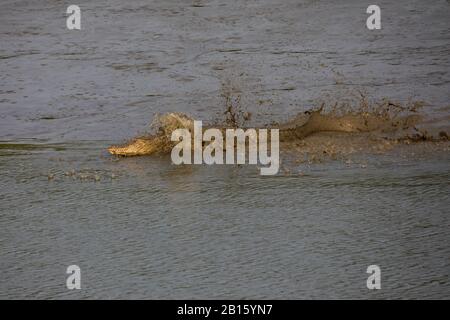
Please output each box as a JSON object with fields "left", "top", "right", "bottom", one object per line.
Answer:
{"left": 108, "top": 138, "right": 160, "bottom": 156}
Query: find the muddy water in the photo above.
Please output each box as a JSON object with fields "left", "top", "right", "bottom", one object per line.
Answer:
{"left": 0, "top": 0, "right": 449, "bottom": 299}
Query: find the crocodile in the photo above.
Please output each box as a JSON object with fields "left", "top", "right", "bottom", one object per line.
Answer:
{"left": 108, "top": 109, "right": 421, "bottom": 156}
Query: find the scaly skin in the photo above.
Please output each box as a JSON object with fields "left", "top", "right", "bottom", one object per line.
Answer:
{"left": 108, "top": 111, "right": 397, "bottom": 156}
{"left": 108, "top": 136, "right": 167, "bottom": 156}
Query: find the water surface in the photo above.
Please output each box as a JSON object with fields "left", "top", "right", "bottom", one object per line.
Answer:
{"left": 0, "top": 0, "right": 449, "bottom": 299}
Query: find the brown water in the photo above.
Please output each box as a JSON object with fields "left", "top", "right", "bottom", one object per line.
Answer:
{"left": 0, "top": 0, "right": 449, "bottom": 299}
